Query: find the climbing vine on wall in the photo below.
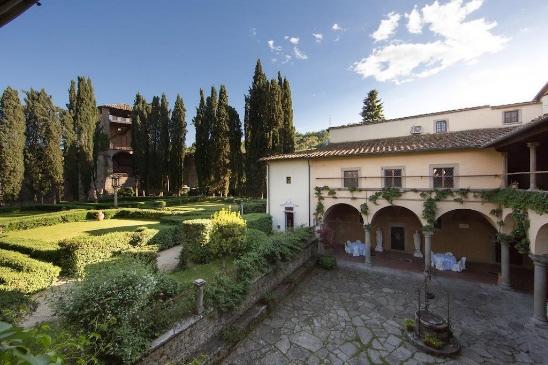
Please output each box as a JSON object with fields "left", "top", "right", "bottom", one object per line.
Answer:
{"left": 368, "top": 187, "right": 402, "bottom": 205}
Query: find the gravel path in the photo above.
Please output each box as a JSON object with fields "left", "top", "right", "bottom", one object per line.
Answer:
{"left": 157, "top": 245, "right": 182, "bottom": 272}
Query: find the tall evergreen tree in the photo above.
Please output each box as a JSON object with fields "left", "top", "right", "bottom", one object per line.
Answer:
{"left": 159, "top": 94, "right": 171, "bottom": 191}
{"left": 202, "top": 87, "right": 218, "bottom": 192}
{"left": 60, "top": 109, "right": 78, "bottom": 201}
{"left": 360, "top": 89, "right": 384, "bottom": 124}
{"left": 23, "top": 89, "right": 63, "bottom": 204}
{"left": 212, "top": 85, "right": 231, "bottom": 196}
{"left": 0, "top": 87, "right": 26, "bottom": 205}
{"left": 148, "top": 96, "right": 162, "bottom": 192}
{"left": 267, "top": 79, "right": 284, "bottom": 155}
{"left": 169, "top": 95, "right": 186, "bottom": 194}
{"left": 74, "top": 77, "right": 97, "bottom": 200}
{"left": 131, "top": 93, "right": 151, "bottom": 194}
{"left": 193, "top": 89, "right": 209, "bottom": 192}
{"left": 281, "top": 77, "right": 295, "bottom": 153}
{"left": 227, "top": 106, "right": 243, "bottom": 195}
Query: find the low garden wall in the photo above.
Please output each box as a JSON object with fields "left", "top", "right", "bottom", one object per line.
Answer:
{"left": 138, "top": 237, "right": 318, "bottom": 365}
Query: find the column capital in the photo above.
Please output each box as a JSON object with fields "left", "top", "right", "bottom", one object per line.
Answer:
{"left": 422, "top": 230, "right": 433, "bottom": 238}
{"left": 363, "top": 224, "right": 372, "bottom": 232}
{"left": 527, "top": 141, "right": 540, "bottom": 149}
{"left": 529, "top": 254, "right": 548, "bottom": 266}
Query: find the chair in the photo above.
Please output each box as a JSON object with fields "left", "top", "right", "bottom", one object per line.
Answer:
{"left": 452, "top": 257, "right": 467, "bottom": 272}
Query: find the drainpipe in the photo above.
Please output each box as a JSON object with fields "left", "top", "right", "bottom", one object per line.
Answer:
{"left": 266, "top": 163, "right": 270, "bottom": 215}
{"left": 308, "top": 159, "right": 311, "bottom": 227}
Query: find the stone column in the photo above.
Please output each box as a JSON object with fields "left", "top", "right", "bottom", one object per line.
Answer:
{"left": 193, "top": 278, "right": 206, "bottom": 315}
{"left": 364, "top": 225, "right": 372, "bottom": 265}
{"left": 423, "top": 230, "right": 433, "bottom": 273}
{"left": 529, "top": 254, "right": 547, "bottom": 324}
{"left": 527, "top": 142, "right": 540, "bottom": 190}
{"left": 499, "top": 241, "right": 511, "bottom": 289}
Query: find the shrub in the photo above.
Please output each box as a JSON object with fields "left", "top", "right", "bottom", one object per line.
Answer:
{"left": 0, "top": 237, "right": 61, "bottom": 264}
{"left": 244, "top": 229, "right": 270, "bottom": 251}
{"left": 209, "top": 209, "right": 247, "bottom": 257}
{"left": 241, "top": 200, "right": 266, "bottom": 214}
{"left": 0, "top": 249, "right": 61, "bottom": 293}
{"left": 423, "top": 334, "right": 444, "bottom": 349}
{"left": 404, "top": 319, "right": 415, "bottom": 332}
{"left": 0, "top": 322, "right": 65, "bottom": 364}
{"left": 56, "top": 258, "right": 161, "bottom": 364}
{"left": 153, "top": 200, "right": 167, "bottom": 209}
{"left": 181, "top": 219, "right": 213, "bottom": 264}
{"left": 317, "top": 255, "right": 337, "bottom": 270}
{"left": 120, "top": 245, "right": 159, "bottom": 269}
{"left": 129, "top": 227, "right": 157, "bottom": 247}
{"left": 0, "top": 290, "right": 36, "bottom": 324}
{"left": 149, "top": 225, "right": 182, "bottom": 250}
{"left": 244, "top": 213, "right": 272, "bottom": 234}
{"left": 118, "top": 187, "right": 135, "bottom": 198}
{"left": 0, "top": 209, "right": 89, "bottom": 232}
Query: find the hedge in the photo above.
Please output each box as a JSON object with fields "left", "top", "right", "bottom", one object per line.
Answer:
{"left": 0, "top": 209, "right": 89, "bottom": 233}
{"left": 0, "top": 237, "right": 61, "bottom": 264}
{"left": 244, "top": 213, "right": 272, "bottom": 234}
{"left": 180, "top": 219, "right": 213, "bottom": 265}
{"left": 0, "top": 249, "right": 61, "bottom": 293}
{"left": 241, "top": 201, "right": 266, "bottom": 214}
{"left": 148, "top": 226, "right": 182, "bottom": 250}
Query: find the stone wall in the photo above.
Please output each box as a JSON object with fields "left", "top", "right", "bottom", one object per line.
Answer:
{"left": 138, "top": 238, "right": 318, "bottom": 365}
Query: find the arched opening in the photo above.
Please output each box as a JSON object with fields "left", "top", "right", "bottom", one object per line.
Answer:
{"left": 498, "top": 214, "right": 528, "bottom": 266}
{"left": 112, "top": 151, "right": 133, "bottom": 175}
{"left": 535, "top": 223, "right": 548, "bottom": 255}
{"left": 324, "top": 204, "right": 363, "bottom": 248}
{"left": 434, "top": 209, "right": 497, "bottom": 264}
{"left": 371, "top": 206, "right": 422, "bottom": 253}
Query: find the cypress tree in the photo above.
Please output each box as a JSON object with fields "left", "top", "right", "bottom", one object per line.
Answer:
{"left": 193, "top": 89, "right": 208, "bottom": 192}
{"left": 159, "top": 94, "right": 170, "bottom": 192}
{"left": 361, "top": 89, "right": 384, "bottom": 124}
{"left": 227, "top": 106, "right": 243, "bottom": 195}
{"left": 0, "top": 87, "right": 26, "bottom": 205}
{"left": 169, "top": 95, "right": 186, "bottom": 194}
{"left": 131, "top": 93, "right": 150, "bottom": 194}
{"left": 24, "top": 89, "right": 63, "bottom": 204}
{"left": 60, "top": 109, "right": 78, "bottom": 201}
{"left": 74, "top": 77, "right": 97, "bottom": 200}
{"left": 203, "top": 87, "right": 218, "bottom": 193}
{"left": 281, "top": 77, "right": 295, "bottom": 153}
{"left": 212, "top": 85, "right": 231, "bottom": 196}
{"left": 148, "top": 96, "right": 161, "bottom": 193}
{"left": 268, "top": 79, "right": 284, "bottom": 155}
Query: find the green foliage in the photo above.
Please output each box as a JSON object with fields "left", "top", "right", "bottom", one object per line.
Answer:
{"left": 404, "top": 319, "right": 415, "bottom": 332}
{"left": 360, "top": 202, "right": 369, "bottom": 216}
{"left": 368, "top": 187, "right": 402, "bottom": 205}
{"left": 244, "top": 228, "right": 270, "bottom": 251}
{"left": 244, "top": 213, "right": 272, "bottom": 234}
{"left": 317, "top": 255, "right": 337, "bottom": 270}
{"left": 0, "top": 249, "right": 61, "bottom": 293}
{"left": 481, "top": 188, "right": 548, "bottom": 215}
{"left": 193, "top": 89, "right": 210, "bottom": 192}
{"left": 0, "top": 237, "right": 61, "bottom": 264}
{"left": 181, "top": 219, "right": 213, "bottom": 264}
{"left": 0, "top": 290, "right": 36, "bottom": 324}
{"left": 169, "top": 94, "right": 187, "bottom": 195}
{"left": 131, "top": 92, "right": 151, "bottom": 193}
{"left": 209, "top": 209, "right": 247, "bottom": 257}
{"left": 361, "top": 89, "right": 384, "bottom": 124}
{"left": 211, "top": 85, "right": 232, "bottom": 196}
{"left": 423, "top": 334, "right": 444, "bottom": 349}
{"left": 241, "top": 200, "right": 266, "bottom": 214}
{"left": 280, "top": 75, "right": 295, "bottom": 153}
{"left": 0, "top": 209, "right": 88, "bottom": 232}
{"left": 295, "top": 130, "right": 328, "bottom": 151}
{"left": 420, "top": 190, "right": 453, "bottom": 231}
{"left": 0, "top": 87, "right": 26, "bottom": 205}
{"left": 227, "top": 106, "right": 244, "bottom": 195}
{"left": 153, "top": 200, "right": 167, "bottom": 209}
{"left": 118, "top": 187, "right": 134, "bottom": 198}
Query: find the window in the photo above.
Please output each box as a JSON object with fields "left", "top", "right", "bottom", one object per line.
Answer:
{"left": 343, "top": 169, "right": 359, "bottom": 188}
{"left": 286, "top": 176, "right": 291, "bottom": 184}
{"left": 503, "top": 110, "right": 519, "bottom": 124}
{"left": 435, "top": 120, "right": 447, "bottom": 133}
{"left": 432, "top": 167, "right": 454, "bottom": 188}
{"left": 384, "top": 168, "right": 403, "bottom": 188}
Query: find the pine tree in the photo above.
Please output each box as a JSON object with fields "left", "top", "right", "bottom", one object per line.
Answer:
{"left": 74, "top": 77, "right": 98, "bottom": 200}
{"left": 281, "top": 77, "right": 295, "bottom": 153}
{"left": 169, "top": 94, "right": 186, "bottom": 194}
{"left": 227, "top": 106, "right": 243, "bottom": 195}
{"left": 24, "top": 89, "right": 63, "bottom": 204}
{"left": 159, "top": 94, "right": 171, "bottom": 192}
{"left": 0, "top": 87, "right": 26, "bottom": 205}
{"left": 193, "top": 89, "right": 209, "bottom": 192}
{"left": 360, "top": 89, "right": 384, "bottom": 124}
{"left": 212, "top": 85, "right": 231, "bottom": 196}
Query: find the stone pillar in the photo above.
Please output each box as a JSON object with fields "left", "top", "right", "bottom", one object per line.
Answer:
{"left": 193, "top": 278, "right": 206, "bottom": 315}
{"left": 113, "top": 189, "right": 118, "bottom": 208}
{"left": 499, "top": 241, "right": 511, "bottom": 289}
{"left": 529, "top": 254, "right": 547, "bottom": 324}
{"left": 423, "top": 230, "right": 433, "bottom": 273}
{"left": 364, "top": 225, "right": 372, "bottom": 265}
{"left": 501, "top": 151, "right": 508, "bottom": 188}
{"left": 527, "top": 142, "right": 540, "bottom": 190}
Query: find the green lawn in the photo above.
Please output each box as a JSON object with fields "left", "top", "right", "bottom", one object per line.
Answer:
{"left": 2, "top": 219, "right": 163, "bottom": 242}
{"left": 168, "top": 258, "right": 235, "bottom": 288}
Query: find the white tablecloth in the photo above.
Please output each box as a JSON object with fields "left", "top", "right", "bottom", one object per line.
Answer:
{"left": 345, "top": 241, "right": 365, "bottom": 256}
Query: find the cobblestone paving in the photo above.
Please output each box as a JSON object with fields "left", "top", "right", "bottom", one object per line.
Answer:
{"left": 223, "top": 262, "right": 548, "bottom": 364}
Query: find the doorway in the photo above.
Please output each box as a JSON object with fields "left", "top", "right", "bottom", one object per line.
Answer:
{"left": 390, "top": 226, "right": 405, "bottom": 250}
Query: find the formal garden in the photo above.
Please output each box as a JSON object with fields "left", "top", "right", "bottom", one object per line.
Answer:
{"left": 0, "top": 196, "right": 317, "bottom": 364}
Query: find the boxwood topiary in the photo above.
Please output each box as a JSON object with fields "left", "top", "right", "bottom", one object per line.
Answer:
{"left": 180, "top": 219, "right": 213, "bottom": 264}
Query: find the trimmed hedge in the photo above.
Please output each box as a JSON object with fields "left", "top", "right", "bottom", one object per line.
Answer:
{"left": 0, "top": 209, "right": 89, "bottom": 233}
{"left": 180, "top": 219, "right": 212, "bottom": 264}
{"left": 0, "top": 289, "right": 36, "bottom": 324}
{"left": 0, "top": 249, "right": 61, "bottom": 293}
{"left": 244, "top": 229, "right": 270, "bottom": 251}
{"left": 148, "top": 226, "right": 182, "bottom": 250}
{"left": 209, "top": 210, "right": 247, "bottom": 257}
{"left": 244, "top": 213, "right": 272, "bottom": 234}
{"left": 241, "top": 201, "right": 266, "bottom": 214}
{"left": 0, "top": 237, "right": 61, "bottom": 264}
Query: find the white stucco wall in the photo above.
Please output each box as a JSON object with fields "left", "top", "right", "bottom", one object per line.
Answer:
{"left": 267, "top": 160, "right": 310, "bottom": 232}
{"left": 329, "top": 103, "right": 543, "bottom": 143}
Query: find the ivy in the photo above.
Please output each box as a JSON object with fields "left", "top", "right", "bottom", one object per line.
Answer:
{"left": 368, "top": 187, "right": 402, "bottom": 205}
{"left": 420, "top": 189, "right": 453, "bottom": 232}
{"left": 360, "top": 202, "right": 369, "bottom": 216}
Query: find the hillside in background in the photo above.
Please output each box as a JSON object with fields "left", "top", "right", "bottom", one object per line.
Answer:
{"left": 295, "top": 130, "right": 328, "bottom": 151}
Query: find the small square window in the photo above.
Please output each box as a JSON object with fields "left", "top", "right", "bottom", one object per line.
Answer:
{"left": 432, "top": 167, "right": 454, "bottom": 189}
{"left": 435, "top": 120, "right": 447, "bottom": 133}
{"left": 286, "top": 176, "right": 291, "bottom": 184}
{"left": 384, "top": 168, "right": 402, "bottom": 188}
{"left": 503, "top": 110, "right": 519, "bottom": 124}
{"left": 343, "top": 170, "right": 359, "bottom": 188}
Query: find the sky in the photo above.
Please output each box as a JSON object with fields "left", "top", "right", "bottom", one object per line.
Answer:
{"left": 1, "top": 0, "right": 547, "bottom": 144}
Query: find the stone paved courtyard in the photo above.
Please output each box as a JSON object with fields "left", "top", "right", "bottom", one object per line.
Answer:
{"left": 223, "top": 261, "right": 548, "bottom": 364}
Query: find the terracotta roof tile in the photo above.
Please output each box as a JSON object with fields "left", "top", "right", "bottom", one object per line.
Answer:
{"left": 262, "top": 127, "right": 517, "bottom": 161}
{"left": 99, "top": 103, "right": 132, "bottom": 111}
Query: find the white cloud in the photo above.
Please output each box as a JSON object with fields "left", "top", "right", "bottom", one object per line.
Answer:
{"left": 288, "top": 37, "right": 299, "bottom": 45}
{"left": 312, "top": 33, "right": 323, "bottom": 43}
{"left": 282, "top": 54, "right": 292, "bottom": 64}
{"left": 371, "top": 12, "right": 401, "bottom": 42}
{"left": 293, "top": 46, "right": 308, "bottom": 60}
{"left": 267, "top": 40, "right": 282, "bottom": 52}
{"left": 405, "top": 7, "right": 423, "bottom": 34}
{"left": 332, "top": 23, "right": 343, "bottom": 31}
{"left": 353, "top": 0, "right": 509, "bottom": 83}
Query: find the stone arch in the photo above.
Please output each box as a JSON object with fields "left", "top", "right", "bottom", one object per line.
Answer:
{"left": 323, "top": 203, "right": 364, "bottom": 247}
{"left": 435, "top": 204, "right": 498, "bottom": 230}
{"left": 370, "top": 205, "right": 423, "bottom": 253}
{"left": 533, "top": 223, "right": 548, "bottom": 255}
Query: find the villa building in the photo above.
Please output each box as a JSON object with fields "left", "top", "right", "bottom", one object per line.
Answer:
{"left": 263, "top": 82, "right": 548, "bottom": 324}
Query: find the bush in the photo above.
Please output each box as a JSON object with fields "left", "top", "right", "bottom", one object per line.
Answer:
{"left": 181, "top": 219, "right": 213, "bottom": 264}
{"left": 56, "top": 258, "right": 161, "bottom": 364}
{"left": 0, "top": 209, "right": 89, "bottom": 232}
{"left": 209, "top": 209, "right": 247, "bottom": 257}
{"left": 244, "top": 213, "right": 272, "bottom": 234}
{"left": 0, "top": 237, "right": 61, "bottom": 264}
{"left": 153, "top": 200, "right": 167, "bottom": 209}
{"left": 0, "top": 290, "right": 36, "bottom": 324}
{"left": 423, "top": 334, "right": 444, "bottom": 349}
{"left": 317, "top": 255, "right": 337, "bottom": 270}
{"left": 0, "top": 249, "right": 61, "bottom": 293}
{"left": 404, "top": 319, "right": 415, "bottom": 332}
{"left": 241, "top": 200, "right": 266, "bottom": 214}
{"left": 118, "top": 187, "right": 135, "bottom": 198}
{"left": 244, "top": 229, "right": 270, "bottom": 251}
{"left": 149, "top": 225, "right": 182, "bottom": 250}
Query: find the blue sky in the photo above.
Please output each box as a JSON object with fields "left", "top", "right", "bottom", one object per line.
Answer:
{"left": 1, "top": 0, "right": 547, "bottom": 144}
